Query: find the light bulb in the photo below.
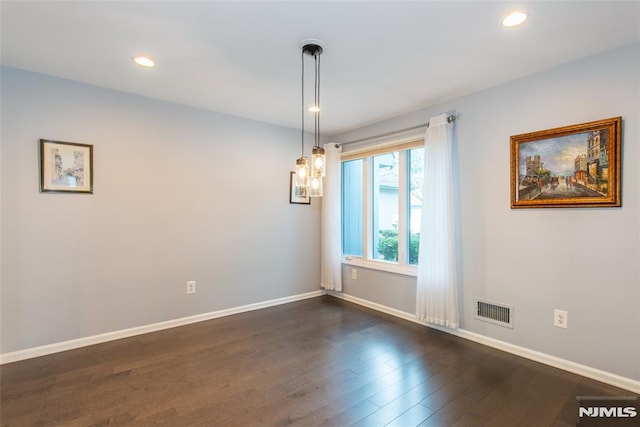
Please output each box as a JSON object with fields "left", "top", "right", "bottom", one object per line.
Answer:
{"left": 314, "top": 156, "right": 324, "bottom": 169}
{"left": 295, "top": 157, "right": 310, "bottom": 187}
{"left": 309, "top": 173, "right": 323, "bottom": 197}
{"left": 296, "top": 157, "right": 309, "bottom": 177}
{"left": 311, "top": 146, "right": 326, "bottom": 177}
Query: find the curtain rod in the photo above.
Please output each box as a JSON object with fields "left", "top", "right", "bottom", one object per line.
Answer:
{"left": 336, "top": 115, "right": 456, "bottom": 147}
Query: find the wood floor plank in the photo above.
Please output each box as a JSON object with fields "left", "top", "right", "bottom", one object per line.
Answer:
{"left": 1, "top": 296, "right": 636, "bottom": 426}
{"left": 319, "top": 399, "right": 381, "bottom": 427}
{"left": 386, "top": 403, "right": 435, "bottom": 427}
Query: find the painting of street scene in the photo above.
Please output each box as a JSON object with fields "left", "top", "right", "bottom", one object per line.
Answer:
{"left": 49, "top": 147, "right": 85, "bottom": 186}
{"left": 40, "top": 139, "right": 93, "bottom": 193}
{"left": 511, "top": 117, "right": 620, "bottom": 208}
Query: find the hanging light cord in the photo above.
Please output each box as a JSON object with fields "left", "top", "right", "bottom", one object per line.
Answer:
{"left": 301, "top": 50, "right": 305, "bottom": 157}
{"left": 314, "top": 52, "right": 321, "bottom": 148}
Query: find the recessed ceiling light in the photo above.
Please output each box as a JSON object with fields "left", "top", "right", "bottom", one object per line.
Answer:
{"left": 502, "top": 11, "right": 528, "bottom": 28}
{"left": 132, "top": 56, "right": 155, "bottom": 67}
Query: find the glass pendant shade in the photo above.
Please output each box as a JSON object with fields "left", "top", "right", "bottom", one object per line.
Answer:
{"left": 309, "top": 172, "right": 323, "bottom": 197}
{"left": 295, "top": 157, "right": 310, "bottom": 187}
{"left": 312, "top": 146, "right": 326, "bottom": 177}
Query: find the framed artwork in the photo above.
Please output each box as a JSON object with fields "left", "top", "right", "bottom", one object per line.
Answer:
{"left": 40, "top": 139, "right": 93, "bottom": 193}
{"left": 289, "top": 171, "right": 310, "bottom": 204}
{"left": 510, "top": 117, "right": 621, "bottom": 208}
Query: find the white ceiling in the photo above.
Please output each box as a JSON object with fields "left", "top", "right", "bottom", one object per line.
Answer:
{"left": 2, "top": 1, "right": 639, "bottom": 135}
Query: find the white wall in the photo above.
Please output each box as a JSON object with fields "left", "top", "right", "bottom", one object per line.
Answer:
{"left": 0, "top": 67, "right": 320, "bottom": 354}
{"left": 336, "top": 43, "right": 640, "bottom": 381}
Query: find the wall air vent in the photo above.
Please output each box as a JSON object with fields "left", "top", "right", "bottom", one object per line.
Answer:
{"left": 475, "top": 299, "right": 514, "bottom": 328}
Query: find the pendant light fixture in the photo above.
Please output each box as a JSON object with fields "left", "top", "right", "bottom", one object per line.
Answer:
{"left": 295, "top": 39, "right": 325, "bottom": 197}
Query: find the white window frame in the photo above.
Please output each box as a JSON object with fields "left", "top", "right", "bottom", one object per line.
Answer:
{"left": 341, "top": 136, "right": 424, "bottom": 277}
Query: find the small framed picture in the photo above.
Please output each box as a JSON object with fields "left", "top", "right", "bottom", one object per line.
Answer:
{"left": 289, "top": 171, "right": 310, "bottom": 204}
{"left": 510, "top": 117, "right": 621, "bottom": 208}
{"left": 40, "top": 139, "right": 93, "bottom": 193}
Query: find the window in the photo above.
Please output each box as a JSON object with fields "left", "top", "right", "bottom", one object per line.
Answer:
{"left": 373, "top": 152, "right": 399, "bottom": 262}
{"left": 408, "top": 147, "right": 424, "bottom": 265}
{"left": 342, "top": 159, "right": 363, "bottom": 257}
{"left": 341, "top": 139, "right": 424, "bottom": 275}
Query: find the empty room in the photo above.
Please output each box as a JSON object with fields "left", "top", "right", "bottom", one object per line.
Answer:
{"left": 1, "top": 1, "right": 639, "bottom": 426}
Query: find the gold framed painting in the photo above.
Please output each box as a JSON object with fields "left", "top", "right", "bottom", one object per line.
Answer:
{"left": 40, "top": 139, "right": 93, "bottom": 193}
{"left": 510, "top": 117, "right": 621, "bottom": 208}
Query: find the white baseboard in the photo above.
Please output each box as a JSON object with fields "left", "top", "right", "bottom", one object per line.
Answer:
{"left": 328, "top": 291, "right": 640, "bottom": 394}
{"left": 0, "top": 290, "right": 325, "bottom": 365}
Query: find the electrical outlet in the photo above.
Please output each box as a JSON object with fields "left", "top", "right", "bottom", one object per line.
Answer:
{"left": 351, "top": 269, "right": 357, "bottom": 280}
{"left": 186, "top": 281, "right": 196, "bottom": 294}
{"left": 554, "top": 309, "right": 568, "bottom": 328}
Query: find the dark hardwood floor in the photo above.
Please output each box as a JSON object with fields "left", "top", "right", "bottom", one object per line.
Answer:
{"left": 1, "top": 296, "right": 636, "bottom": 426}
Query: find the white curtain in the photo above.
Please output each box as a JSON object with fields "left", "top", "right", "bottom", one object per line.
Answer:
{"left": 320, "top": 143, "right": 343, "bottom": 291}
{"left": 416, "top": 114, "right": 459, "bottom": 328}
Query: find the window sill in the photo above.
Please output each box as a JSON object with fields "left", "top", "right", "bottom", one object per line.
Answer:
{"left": 342, "top": 257, "right": 418, "bottom": 278}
